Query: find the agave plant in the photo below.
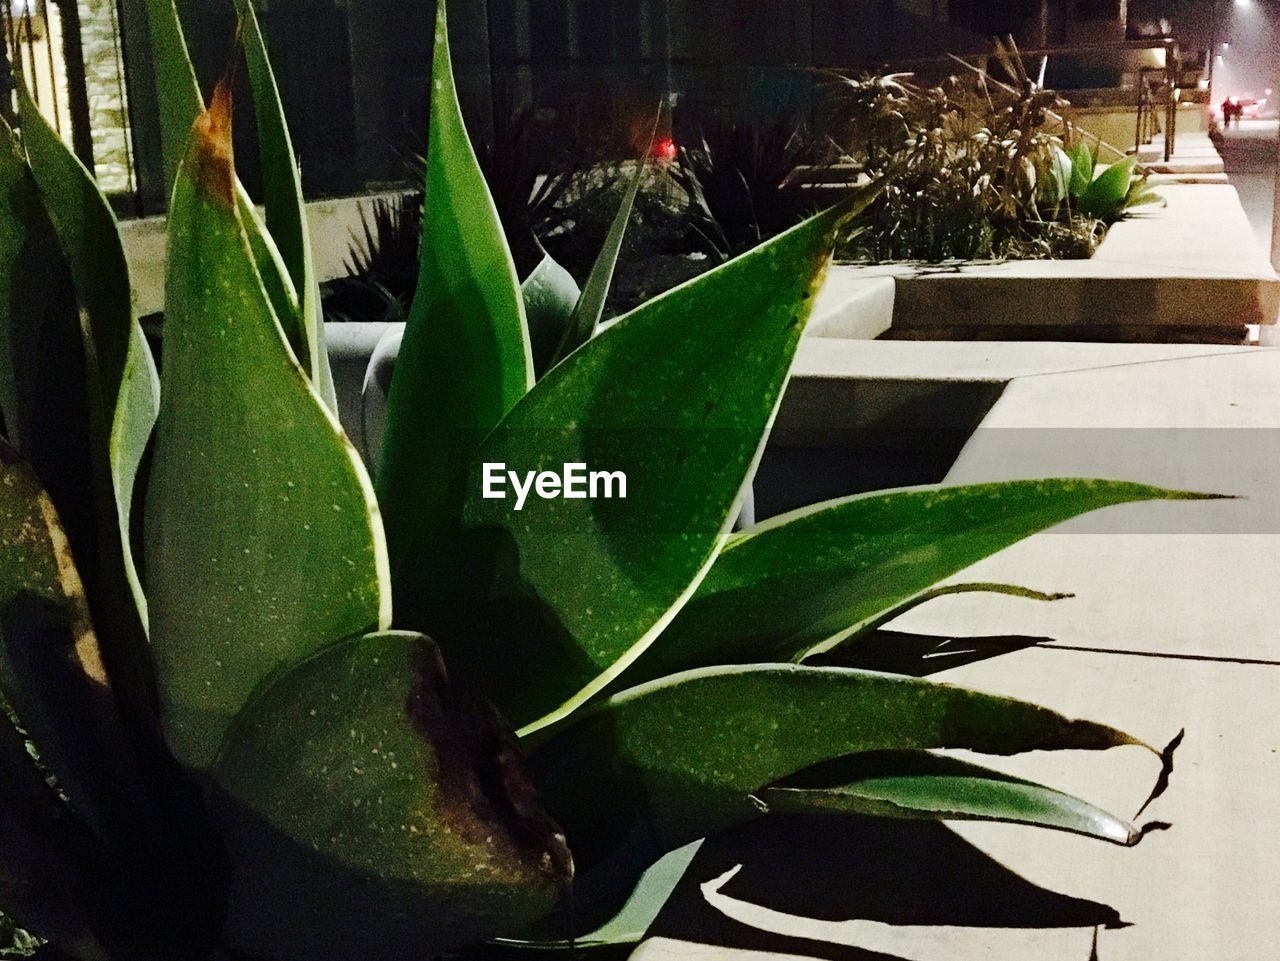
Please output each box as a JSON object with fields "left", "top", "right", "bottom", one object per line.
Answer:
{"left": 1064, "top": 142, "right": 1163, "bottom": 224}
{"left": 0, "top": 2, "right": 1209, "bottom": 960}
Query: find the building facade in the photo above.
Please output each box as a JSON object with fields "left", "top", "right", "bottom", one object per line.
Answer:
{"left": 4, "top": 0, "right": 1139, "bottom": 211}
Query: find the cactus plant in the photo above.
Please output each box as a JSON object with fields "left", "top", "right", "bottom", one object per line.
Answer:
{"left": 0, "top": 2, "right": 1212, "bottom": 960}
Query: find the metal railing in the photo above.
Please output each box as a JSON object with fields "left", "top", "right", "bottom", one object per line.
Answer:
{"left": 0, "top": 0, "right": 96, "bottom": 170}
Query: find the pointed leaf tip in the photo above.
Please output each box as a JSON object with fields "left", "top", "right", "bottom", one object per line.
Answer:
{"left": 192, "top": 81, "right": 235, "bottom": 205}
{"left": 1136, "top": 728, "right": 1184, "bottom": 816}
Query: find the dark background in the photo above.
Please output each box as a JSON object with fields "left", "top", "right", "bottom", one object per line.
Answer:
{"left": 110, "top": 0, "right": 1275, "bottom": 210}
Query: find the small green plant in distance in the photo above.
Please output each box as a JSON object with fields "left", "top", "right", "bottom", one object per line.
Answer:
{"left": 1063, "top": 141, "right": 1163, "bottom": 224}
{"left": 0, "top": 2, "right": 1208, "bottom": 960}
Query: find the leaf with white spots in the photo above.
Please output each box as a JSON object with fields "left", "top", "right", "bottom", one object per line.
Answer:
{"left": 625, "top": 480, "right": 1223, "bottom": 685}
{"left": 418, "top": 186, "right": 881, "bottom": 737}
{"left": 144, "top": 87, "right": 390, "bottom": 773}
{"left": 530, "top": 663, "right": 1156, "bottom": 887}
{"left": 210, "top": 630, "right": 572, "bottom": 961}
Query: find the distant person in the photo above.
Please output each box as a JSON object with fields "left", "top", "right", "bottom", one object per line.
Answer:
{"left": 1221, "top": 98, "right": 1238, "bottom": 128}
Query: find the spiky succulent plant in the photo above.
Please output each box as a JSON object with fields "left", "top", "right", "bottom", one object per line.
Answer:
{"left": 0, "top": 3, "right": 1205, "bottom": 960}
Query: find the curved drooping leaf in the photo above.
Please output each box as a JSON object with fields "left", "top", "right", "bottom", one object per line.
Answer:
{"left": 377, "top": 0, "right": 534, "bottom": 593}
{"left": 234, "top": 0, "right": 336, "bottom": 408}
{"left": 439, "top": 189, "right": 879, "bottom": 736}
{"left": 522, "top": 252, "right": 581, "bottom": 376}
{"left": 547, "top": 158, "right": 647, "bottom": 370}
{"left": 210, "top": 630, "right": 572, "bottom": 961}
{"left": 1125, "top": 178, "right": 1164, "bottom": 210}
{"left": 499, "top": 841, "right": 702, "bottom": 949}
{"left": 0, "top": 119, "right": 95, "bottom": 582}
{"left": 763, "top": 750, "right": 1153, "bottom": 845}
{"left": 803, "top": 581, "right": 1070, "bottom": 662}
{"left": 678, "top": 814, "right": 1124, "bottom": 937}
{"left": 1079, "top": 156, "right": 1137, "bottom": 222}
{"left": 531, "top": 663, "right": 1154, "bottom": 878}
{"left": 623, "top": 480, "right": 1219, "bottom": 687}
{"left": 145, "top": 88, "right": 390, "bottom": 772}
{"left": 16, "top": 87, "right": 160, "bottom": 703}
{"left": 141, "top": 0, "right": 204, "bottom": 198}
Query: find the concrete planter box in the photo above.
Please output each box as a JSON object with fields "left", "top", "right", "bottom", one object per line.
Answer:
{"left": 817, "top": 182, "right": 1279, "bottom": 345}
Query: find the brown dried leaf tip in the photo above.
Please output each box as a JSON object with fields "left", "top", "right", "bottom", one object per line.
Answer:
{"left": 192, "top": 80, "right": 235, "bottom": 206}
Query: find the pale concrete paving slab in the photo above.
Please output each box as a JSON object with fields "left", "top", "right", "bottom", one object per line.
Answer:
{"left": 792, "top": 338, "right": 1257, "bottom": 383}
{"left": 898, "top": 349, "right": 1280, "bottom": 661}
{"left": 1139, "top": 132, "right": 1226, "bottom": 176}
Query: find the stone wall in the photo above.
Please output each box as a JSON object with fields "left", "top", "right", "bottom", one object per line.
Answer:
{"left": 76, "top": 0, "right": 132, "bottom": 193}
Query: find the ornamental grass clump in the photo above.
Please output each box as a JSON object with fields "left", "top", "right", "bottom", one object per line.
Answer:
{"left": 835, "top": 68, "right": 1158, "bottom": 263}
{"left": 0, "top": 2, "right": 1204, "bottom": 960}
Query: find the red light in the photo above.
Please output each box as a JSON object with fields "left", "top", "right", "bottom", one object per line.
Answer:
{"left": 655, "top": 137, "right": 677, "bottom": 161}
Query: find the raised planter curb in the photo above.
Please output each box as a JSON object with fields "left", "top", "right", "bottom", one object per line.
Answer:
{"left": 830, "top": 183, "right": 1278, "bottom": 343}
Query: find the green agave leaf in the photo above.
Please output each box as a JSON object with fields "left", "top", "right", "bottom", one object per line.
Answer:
{"left": 140, "top": 0, "right": 317, "bottom": 393}
{"left": 499, "top": 842, "right": 701, "bottom": 949}
{"left": 1079, "top": 155, "right": 1137, "bottom": 221}
{"left": 439, "top": 189, "right": 879, "bottom": 736}
{"left": 523, "top": 251, "right": 581, "bottom": 377}
{"left": 377, "top": 0, "right": 533, "bottom": 586}
{"left": 0, "top": 119, "right": 94, "bottom": 571}
{"left": 1067, "top": 141, "right": 1095, "bottom": 199}
{"left": 234, "top": 0, "right": 336, "bottom": 408}
{"left": 1038, "top": 144, "right": 1071, "bottom": 207}
{"left": 531, "top": 663, "right": 1153, "bottom": 878}
{"left": 804, "top": 581, "right": 1070, "bottom": 663}
{"left": 0, "top": 440, "right": 126, "bottom": 833}
{"left": 547, "top": 157, "right": 647, "bottom": 370}
{"left": 764, "top": 750, "right": 1152, "bottom": 845}
{"left": 16, "top": 85, "right": 138, "bottom": 436}
{"left": 0, "top": 446, "right": 222, "bottom": 956}
{"left": 623, "top": 480, "right": 1218, "bottom": 686}
{"left": 1125, "top": 179, "right": 1164, "bottom": 210}
{"left": 0, "top": 120, "right": 35, "bottom": 436}
{"left": 238, "top": 191, "right": 306, "bottom": 356}
{"left": 145, "top": 89, "right": 390, "bottom": 773}
{"left": 210, "top": 630, "right": 572, "bottom": 961}
{"left": 141, "top": 0, "right": 203, "bottom": 198}
{"left": 16, "top": 85, "right": 160, "bottom": 661}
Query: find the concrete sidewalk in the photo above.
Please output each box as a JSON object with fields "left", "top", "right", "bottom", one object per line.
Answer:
{"left": 1138, "top": 131, "right": 1225, "bottom": 176}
